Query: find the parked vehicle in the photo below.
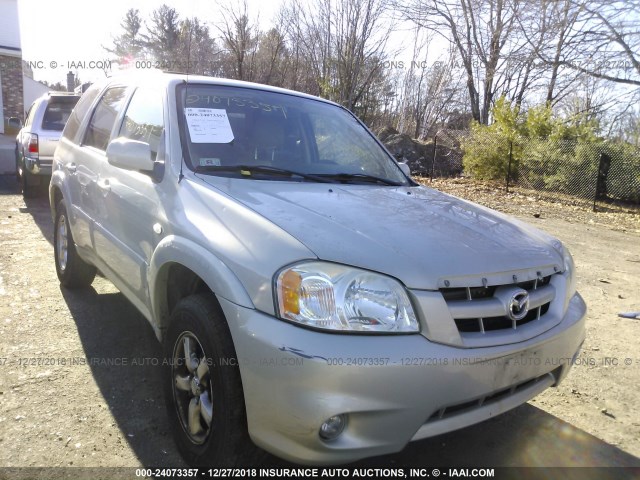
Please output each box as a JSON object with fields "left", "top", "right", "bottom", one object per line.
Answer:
{"left": 16, "top": 92, "right": 79, "bottom": 197}
{"left": 50, "top": 72, "right": 586, "bottom": 467}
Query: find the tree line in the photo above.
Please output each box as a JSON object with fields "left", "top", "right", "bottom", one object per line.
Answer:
{"left": 104, "top": 0, "right": 640, "bottom": 146}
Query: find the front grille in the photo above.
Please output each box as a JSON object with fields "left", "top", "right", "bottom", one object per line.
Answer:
{"left": 454, "top": 303, "right": 551, "bottom": 332}
{"left": 440, "top": 274, "right": 554, "bottom": 334}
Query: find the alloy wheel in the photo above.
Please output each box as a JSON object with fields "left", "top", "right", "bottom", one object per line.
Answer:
{"left": 172, "top": 331, "right": 214, "bottom": 445}
{"left": 56, "top": 214, "right": 68, "bottom": 272}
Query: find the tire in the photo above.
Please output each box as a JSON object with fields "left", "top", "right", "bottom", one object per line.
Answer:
{"left": 164, "top": 294, "right": 263, "bottom": 467}
{"left": 16, "top": 159, "right": 40, "bottom": 198}
{"left": 15, "top": 145, "right": 20, "bottom": 184}
{"left": 54, "top": 200, "right": 96, "bottom": 288}
{"left": 20, "top": 169, "right": 36, "bottom": 199}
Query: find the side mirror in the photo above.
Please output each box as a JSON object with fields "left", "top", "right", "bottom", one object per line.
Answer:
{"left": 106, "top": 137, "right": 154, "bottom": 172}
{"left": 399, "top": 162, "right": 411, "bottom": 177}
{"left": 8, "top": 117, "right": 22, "bottom": 128}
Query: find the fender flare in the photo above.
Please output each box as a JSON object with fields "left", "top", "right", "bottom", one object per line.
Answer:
{"left": 49, "top": 169, "right": 72, "bottom": 220}
{"left": 148, "top": 235, "right": 254, "bottom": 334}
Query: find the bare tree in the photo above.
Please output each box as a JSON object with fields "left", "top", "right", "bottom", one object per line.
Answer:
{"left": 541, "top": 0, "right": 581, "bottom": 104}
{"left": 395, "top": 28, "right": 462, "bottom": 137}
{"left": 615, "top": 107, "right": 640, "bottom": 146}
{"left": 253, "top": 27, "right": 289, "bottom": 86}
{"left": 217, "top": 0, "right": 259, "bottom": 81}
{"left": 523, "top": 0, "right": 640, "bottom": 89}
{"left": 565, "top": 0, "right": 640, "bottom": 87}
{"left": 417, "top": 57, "right": 463, "bottom": 138}
{"left": 273, "top": 4, "right": 306, "bottom": 91}
{"left": 282, "top": 0, "right": 393, "bottom": 112}
{"left": 395, "top": 0, "right": 523, "bottom": 124}
{"left": 396, "top": 26, "right": 430, "bottom": 135}
{"left": 333, "top": 0, "right": 393, "bottom": 110}
{"left": 176, "top": 18, "right": 221, "bottom": 76}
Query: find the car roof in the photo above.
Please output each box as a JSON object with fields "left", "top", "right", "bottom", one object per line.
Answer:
{"left": 103, "top": 70, "right": 341, "bottom": 108}
{"left": 47, "top": 91, "right": 79, "bottom": 97}
{"left": 33, "top": 92, "right": 80, "bottom": 104}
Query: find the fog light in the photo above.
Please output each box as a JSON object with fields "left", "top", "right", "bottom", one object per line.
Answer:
{"left": 319, "top": 414, "right": 347, "bottom": 441}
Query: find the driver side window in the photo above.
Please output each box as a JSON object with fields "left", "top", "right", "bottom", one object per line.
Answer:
{"left": 119, "top": 87, "right": 164, "bottom": 160}
{"left": 83, "top": 87, "right": 127, "bottom": 151}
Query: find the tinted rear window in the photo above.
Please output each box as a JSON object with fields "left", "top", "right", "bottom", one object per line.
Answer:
{"left": 42, "top": 97, "right": 79, "bottom": 131}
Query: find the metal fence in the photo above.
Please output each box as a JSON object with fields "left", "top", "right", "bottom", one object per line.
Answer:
{"left": 425, "top": 129, "right": 640, "bottom": 211}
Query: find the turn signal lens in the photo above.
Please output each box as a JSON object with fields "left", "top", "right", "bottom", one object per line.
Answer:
{"left": 280, "top": 269, "right": 302, "bottom": 315}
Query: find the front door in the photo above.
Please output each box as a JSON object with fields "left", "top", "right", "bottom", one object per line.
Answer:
{"left": 94, "top": 86, "right": 166, "bottom": 308}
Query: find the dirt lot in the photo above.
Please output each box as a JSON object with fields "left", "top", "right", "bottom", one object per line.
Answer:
{"left": 0, "top": 176, "right": 639, "bottom": 473}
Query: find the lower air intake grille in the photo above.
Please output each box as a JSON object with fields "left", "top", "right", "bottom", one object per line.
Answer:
{"left": 426, "top": 369, "right": 560, "bottom": 423}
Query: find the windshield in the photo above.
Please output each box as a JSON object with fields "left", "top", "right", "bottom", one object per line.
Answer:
{"left": 176, "top": 84, "right": 408, "bottom": 185}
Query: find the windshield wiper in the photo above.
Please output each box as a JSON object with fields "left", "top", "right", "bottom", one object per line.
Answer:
{"left": 317, "top": 173, "right": 404, "bottom": 186}
{"left": 194, "top": 165, "right": 332, "bottom": 183}
{"left": 194, "top": 165, "right": 404, "bottom": 186}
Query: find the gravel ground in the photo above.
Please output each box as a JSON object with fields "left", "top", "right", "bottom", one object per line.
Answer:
{"left": 0, "top": 176, "right": 638, "bottom": 475}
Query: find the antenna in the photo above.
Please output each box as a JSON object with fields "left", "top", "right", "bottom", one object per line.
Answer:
{"left": 179, "top": 22, "right": 194, "bottom": 184}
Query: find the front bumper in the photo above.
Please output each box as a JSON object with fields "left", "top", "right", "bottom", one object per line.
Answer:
{"left": 221, "top": 292, "right": 586, "bottom": 465}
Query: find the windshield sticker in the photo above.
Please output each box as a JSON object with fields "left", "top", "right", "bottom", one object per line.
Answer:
{"left": 199, "top": 157, "right": 221, "bottom": 167}
{"left": 185, "top": 108, "right": 234, "bottom": 143}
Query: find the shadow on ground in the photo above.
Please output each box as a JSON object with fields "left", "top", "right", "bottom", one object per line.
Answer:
{"left": 59, "top": 286, "right": 185, "bottom": 468}
{"left": 0, "top": 174, "right": 53, "bottom": 245}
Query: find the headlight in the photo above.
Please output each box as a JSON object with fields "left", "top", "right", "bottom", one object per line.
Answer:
{"left": 275, "top": 262, "right": 419, "bottom": 333}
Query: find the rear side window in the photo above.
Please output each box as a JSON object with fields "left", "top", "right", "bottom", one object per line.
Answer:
{"left": 83, "top": 87, "right": 128, "bottom": 151}
{"left": 42, "top": 97, "right": 79, "bottom": 132}
{"left": 62, "top": 84, "right": 101, "bottom": 141}
{"left": 119, "top": 87, "right": 164, "bottom": 160}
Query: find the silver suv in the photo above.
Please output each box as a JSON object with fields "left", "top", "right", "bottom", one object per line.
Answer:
{"left": 50, "top": 72, "right": 586, "bottom": 467}
{"left": 16, "top": 92, "right": 79, "bottom": 197}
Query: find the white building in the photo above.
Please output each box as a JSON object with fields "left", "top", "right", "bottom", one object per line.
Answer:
{"left": 0, "top": 0, "right": 23, "bottom": 134}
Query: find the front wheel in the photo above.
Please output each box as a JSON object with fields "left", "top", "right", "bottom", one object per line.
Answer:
{"left": 54, "top": 200, "right": 96, "bottom": 288}
{"left": 164, "top": 294, "right": 263, "bottom": 467}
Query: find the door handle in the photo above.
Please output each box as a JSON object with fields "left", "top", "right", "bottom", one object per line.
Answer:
{"left": 97, "top": 178, "right": 111, "bottom": 193}
{"left": 66, "top": 162, "right": 77, "bottom": 173}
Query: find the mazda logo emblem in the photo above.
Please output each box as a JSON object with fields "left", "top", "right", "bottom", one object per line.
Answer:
{"left": 508, "top": 290, "right": 530, "bottom": 321}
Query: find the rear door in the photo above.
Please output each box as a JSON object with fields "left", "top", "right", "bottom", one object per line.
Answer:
{"left": 56, "top": 84, "right": 102, "bottom": 249}
{"left": 71, "top": 86, "right": 128, "bottom": 249}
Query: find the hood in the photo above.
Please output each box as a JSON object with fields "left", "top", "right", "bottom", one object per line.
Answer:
{"left": 200, "top": 177, "right": 563, "bottom": 290}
